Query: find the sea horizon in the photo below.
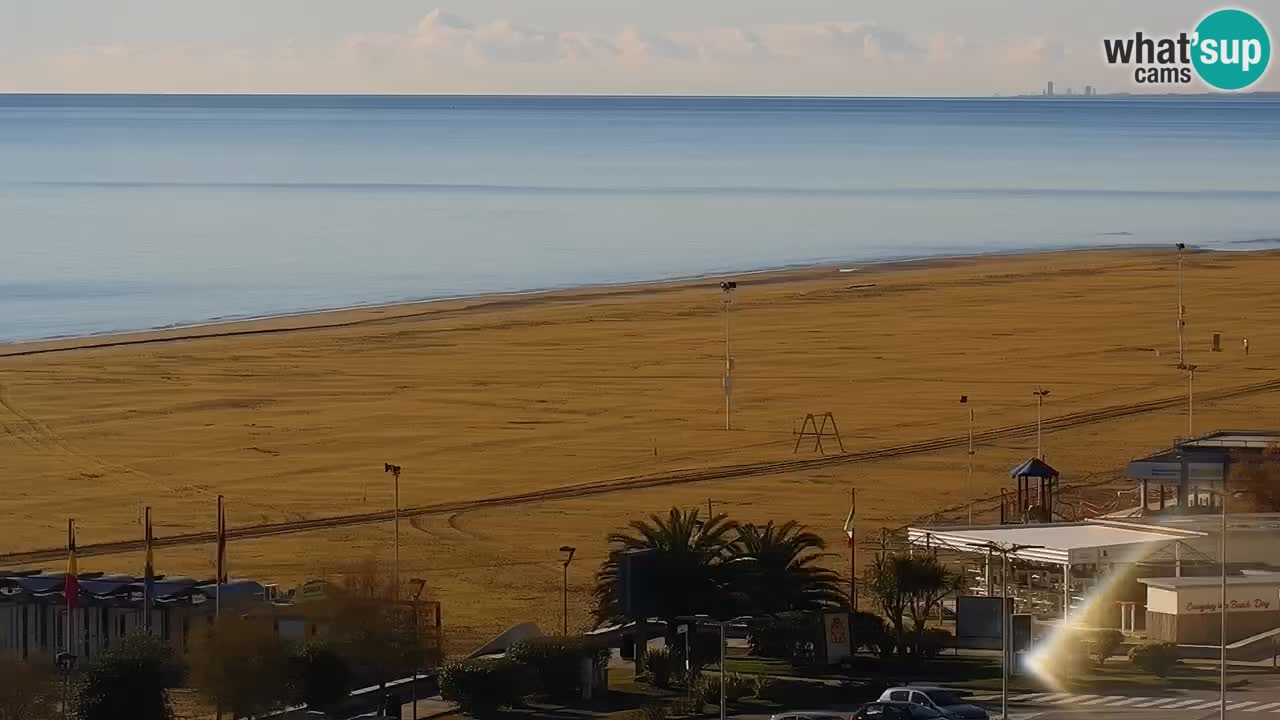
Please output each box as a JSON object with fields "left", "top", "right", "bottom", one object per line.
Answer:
{"left": 3, "top": 94, "right": 1278, "bottom": 344}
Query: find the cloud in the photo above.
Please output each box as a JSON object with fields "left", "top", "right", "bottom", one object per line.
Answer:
{"left": 2, "top": 8, "right": 1154, "bottom": 95}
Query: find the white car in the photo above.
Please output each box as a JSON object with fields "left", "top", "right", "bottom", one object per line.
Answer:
{"left": 877, "top": 687, "right": 989, "bottom": 720}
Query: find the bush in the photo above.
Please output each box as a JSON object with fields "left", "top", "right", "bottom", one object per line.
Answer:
{"left": 289, "top": 643, "right": 352, "bottom": 712}
{"left": 748, "top": 613, "right": 816, "bottom": 664}
{"left": 641, "top": 647, "right": 676, "bottom": 689}
{"left": 685, "top": 672, "right": 717, "bottom": 707}
{"left": 850, "top": 611, "right": 892, "bottom": 655}
{"left": 0, "top": 656, "right": 56, "bottom": 720}
{"left": 1128, "top": 642, "right": 1180, "bottom": 678}
{"left": 668, "top": 696, "right": 705, "bottom": 717}
{"left": 751, "top": 674, "right": 775, "bottom": 701}
{"left": 1091, "top": 629, "right": 1124, "bottom": 666}
{"left": 188, "top": 620, "right": 291, "bottom": 720}
{"left": 917, "top": 628, "right": 954, "bottom": 658}
{"left": 722, "top": 673, "right": 754, "bottom": 703}
{"left": 507, "top": 635, "right": 607, "bottom": 700}
{"left": 640, "top": 703, "right": 670, "bottom": 720}
{"left": 73, "top": 634, "right": 183, "bottom": 720}
{"left": 439, "top": 657, "right": 535, "bottom": 718}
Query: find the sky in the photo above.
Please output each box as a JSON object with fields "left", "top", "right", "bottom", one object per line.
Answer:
{"left": 0, "top": 1, "right": 1276, "bottom": 95}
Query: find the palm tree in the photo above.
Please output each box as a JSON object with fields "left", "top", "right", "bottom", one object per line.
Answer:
{"left": 734, "top": 521, "right": 846, "bottom": 614}
{"left": 593, "top": 507, "right": 743, "bottom": 628}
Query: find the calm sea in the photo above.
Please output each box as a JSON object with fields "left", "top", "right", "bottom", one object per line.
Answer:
{"left": 2, "top": 94, "right": 1278, "bottom": 344}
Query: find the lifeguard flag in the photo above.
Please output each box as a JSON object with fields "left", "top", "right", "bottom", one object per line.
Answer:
{"left": 65, "top": 519, "right": 79, "bottom": 609}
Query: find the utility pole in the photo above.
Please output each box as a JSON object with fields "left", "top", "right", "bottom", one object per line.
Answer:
{"left": 1033, "top": 388, "right": 1050, "bottom": 459}
{"left": 559, "top": 546, "right": 576, "bottom": 634}
{"left": 385, "top": 463, "right": 402, "bottom": 599}
{"left": 1186, "top": 365, "right": 1198, "bottom": 439}
{"left": 962, "top": 396, "right": 974, "bottom": 524}
{"left": 720, "top": 281, "right": 736, "bottom": 431}
{"left": 1177, "top": 243, "right": 1187, "bottom": 368}
{"left": 981, "top": 541, "right": 1043, "bottom": 720}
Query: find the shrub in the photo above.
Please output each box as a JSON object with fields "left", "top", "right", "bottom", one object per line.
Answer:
{"left": 917, "top": 628, "right": 954, "bottom": 658}
{"left": 1128, "top": 642, "right": 1180, "bottom": 678}
{"left": 507, "top": 635, "right": 607, "bottom": 700}
{"left": 188, "top": 620, "right": 291, "bottom": 720}
{"left": 641, "top": 647, "right": 676, "bottom": 689}
{"left": 1091, "top": 629, "right": 1124, "bottom": 666}
{"left": 73, "top": 634, "right": 183, "bottom": 720}
{"left": 722, "top": 673, "right": 754, "bottom": 703}
{"left": 668, "top": 696, "right": 705, "bottom": 717}
{"left": 289, "top": 643, "right": 353, "bottom": 712}
{"left": 748, "top": 613, "right": 816, "bottom": 664}
{"left": 751, "top": 674, "right": 776, "bottom": 701}
{"left": 0, "top": 655, "right": 56, "bottom": 720}
{"left": 685, "top": 672, "right": 717, "bottom": 707}
{"left": 850, "top": 611, "right": 892, "bottom": 655}
{"left": 640, "top": 703, "right": 670, "bottom": 720}
{"left": 438, "top": 657, "right": 535, "bottom": 718}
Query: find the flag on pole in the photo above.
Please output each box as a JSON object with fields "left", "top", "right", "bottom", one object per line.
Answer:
{"left": 65, "top": 519, "right": 79, "bottom": 609}
{"left": 844, "top": 490, "right": 856, "bottom": 543}
{"left": 143, "top": 506, "right": 155, "bottom": 629}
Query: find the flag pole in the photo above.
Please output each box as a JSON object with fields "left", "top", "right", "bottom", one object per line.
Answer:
{"left": 144, "top": 506, "right": 154, "bottom": 633}
{"left": 216, "top": 495, "right": 225, "bottom": 619}
{"left": 65, "top": 519, "right": 78, "bottom": 656}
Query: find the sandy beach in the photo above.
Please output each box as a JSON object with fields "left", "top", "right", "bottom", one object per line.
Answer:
{"left": 3, "top": 247, "right": 1280, "bottom": 650}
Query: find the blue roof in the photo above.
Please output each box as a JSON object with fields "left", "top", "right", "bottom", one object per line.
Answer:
{"left": 1009, "top": 457, "right": 1060, "bottom": 479}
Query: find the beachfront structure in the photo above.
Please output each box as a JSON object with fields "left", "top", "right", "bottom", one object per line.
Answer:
{"left": 0, "top": 570, "right": 263, "bottom": 660}
{"left": 1125, "top": 430, "right": 1280, "bottom": 516}
{"left": 1140, "top": 572, "right": 1280, "bottom": 645}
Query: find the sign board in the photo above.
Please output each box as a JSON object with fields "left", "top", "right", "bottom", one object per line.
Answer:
{"left": 1125, "top": 460, "right": 1225, "bottom": 484}
{"left": 956, "top": 595, "right": 1012, "bottom": 651}
{"left": 617, "top": 549, "right": 659, "bottom": 618}
{"left": 822, "top": 612, "right": 851, "bottom": 665}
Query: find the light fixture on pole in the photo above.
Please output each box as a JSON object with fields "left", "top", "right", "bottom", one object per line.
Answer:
{"left": 1032, "top": 388, "right": 1050, "bottom": 459}
{"left": 1176, "top": 243, "right": 1187, "bottom": 368}
{"left": 559, "top": 545, "right": 576, "bottom": 634}
{"left": 1219, "top": 487, "right": 1253, "bottom": 720}
{"left": 384, "top": 463, "right": 402, "bottom": 599}
{"left": 720, "top": 281, "right": 737, "bottom": 431}
{"left": 980, "top": 541, "right": 1043, "bottom": 720}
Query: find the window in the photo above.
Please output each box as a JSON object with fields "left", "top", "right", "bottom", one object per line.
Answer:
{"left": 910, "top": 691, "right": 931, "bottom": 706}
{"left": 923, "top": 690, "right": 962, "bottom": 706}
{"left": 889, "top": 691, "right": 910, "bottom": 702}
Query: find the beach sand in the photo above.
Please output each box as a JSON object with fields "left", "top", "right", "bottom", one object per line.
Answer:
{"left": 3, "top": 247, "right": 1280, "bottom": 650}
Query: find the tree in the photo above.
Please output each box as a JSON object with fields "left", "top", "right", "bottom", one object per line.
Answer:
{"left": 593, "top": 507, "right": 744, "bottom": 629}
{"left": 330, "top": 556, "right": 443, "bottom": 689}
{"left": 900, "top": 553, "right": 961, "bottom": 652}
{"left": 866, "top": 555, "right": 909, "bottom": 654}
{"left": 867, "top": 554, "right": 960, "bottom": 655}
{"left": 734, "top": 521, "right": 847, "bottom": 614}
{"left": 1234, "top": 445, "right": 1280, "bottom": 511}
{"left": 188, "top": 619, "right": 291, "bottom": 719}
{"left": 0, "top": 656, "right": 55, "bottom": 720}
{"left": 73, "top": 634, "right": 182, "bottom": 720}
{"left": 289, "top": 643, "right": 353, "bottom": 713}
{"left": 1091, "top": 628, "right": 1124, "bottom": 666}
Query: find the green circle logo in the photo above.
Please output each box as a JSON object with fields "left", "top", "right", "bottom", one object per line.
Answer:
{"left": 1192, "top": 9, "right": 1271, "bottom": 90}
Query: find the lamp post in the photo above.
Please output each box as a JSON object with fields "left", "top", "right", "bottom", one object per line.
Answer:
{"left": 1220, "top": 488, "right": 1252, "bottom": 720}
{"left": 962, "top": 395, "right": 974, "bottom": 524}
{"left": 384, "top": 463, "right": 401, "bottom": 599}
{"left": 1177, "top": 242, "right": 1186, "bottom": 368}
{"left": 981, "top": 542, "right": 1043, "bottom": 720}
{"left": 1186, "top": 364, "right": 1198, "bottom": 440}
{"left": 559, "top": 545, "right": 576, "bottom": 634}
{"left": 1033, "top": 388, "right": 1050, "bottom": 459}
{"left": 720, "top": 281, "right": 737, "bottom": 431}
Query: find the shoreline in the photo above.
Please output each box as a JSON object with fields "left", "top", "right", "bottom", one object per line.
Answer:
{"left": 0, "top": 244, "right": 1173, "bottom": 358}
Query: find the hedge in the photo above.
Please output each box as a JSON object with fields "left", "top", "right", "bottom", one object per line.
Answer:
{"left": 438, "top": 657, "right": 536, "bottom": 717}
{"left": 506, "top": 636, "right": 607, "bottom": 699}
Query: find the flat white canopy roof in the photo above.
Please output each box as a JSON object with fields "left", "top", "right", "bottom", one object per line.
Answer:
{"left": 907, "top": 520, "right": 1205, "bottom": 565}
{"left": 1140, "top": 572, "right": 1280, "bottom": 590}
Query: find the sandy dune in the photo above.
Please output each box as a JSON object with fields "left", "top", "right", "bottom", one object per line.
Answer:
{"left": 3, "top": 248, "right": 1279, "bottom": 648}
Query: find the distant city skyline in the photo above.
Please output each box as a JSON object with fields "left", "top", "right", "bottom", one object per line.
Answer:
{"left": 1, "top": 1, "right": 1276, "bottom": 95}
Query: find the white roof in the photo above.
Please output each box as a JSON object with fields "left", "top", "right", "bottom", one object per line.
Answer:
{"left": 907, "top": 520, "right": 1205, "bottom": 565}
{"left": 1140, "top": 572, "right": 1280, "bottom": 590}
{"left": 1181, "top": 432, "right": 1280, "bottom": 448}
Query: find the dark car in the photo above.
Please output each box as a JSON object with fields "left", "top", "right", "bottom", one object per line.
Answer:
{"left": 854, "top": 702, "right": 943, "bottom": 720}
{"left": 877, "top": 687, "right": 989, "bottom": 720}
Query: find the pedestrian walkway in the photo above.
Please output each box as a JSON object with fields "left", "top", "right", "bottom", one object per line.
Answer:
{"left": 966, "top": 692, "right": 1280, "bottom": 712}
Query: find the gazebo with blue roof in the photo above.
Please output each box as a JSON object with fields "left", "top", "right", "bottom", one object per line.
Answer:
{"left": 1005, "top": 457, "right": 1059, "bottom": 524}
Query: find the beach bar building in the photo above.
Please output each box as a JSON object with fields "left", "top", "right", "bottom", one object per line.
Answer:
{"left": 1140, "top": 572, "right": 1280, "bottom": 645}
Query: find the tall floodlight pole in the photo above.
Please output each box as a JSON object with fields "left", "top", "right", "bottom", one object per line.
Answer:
{"left": 962, "top": 396, "right": 974, "bottom": 524}
{"left": 1033, "top": 388, "right": 1050, "bottom": 459}
{"left": 981, "top": 542, "right": 1042, "bottom": 720}
{"left": 1177, "top": 243, "right": 1187, "bottom": 368}
{"left": 385, "top": 463, "right": 402, "bottom": 599}
{"left": 559, "top": 546, "right": 576, "bottom": 634}
{"left": 1186, "top": 364, "right": 1198, "bottom": 440}
{"left": 720, "top": 281, "right": 737, "bottom": 431}
{"left": 1221, "top": 489, "right": 1227, "bottom": 720}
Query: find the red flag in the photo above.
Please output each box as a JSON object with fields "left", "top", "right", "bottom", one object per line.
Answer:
{"left": 65, "top": 519, "right": 79, "bottom": 609}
